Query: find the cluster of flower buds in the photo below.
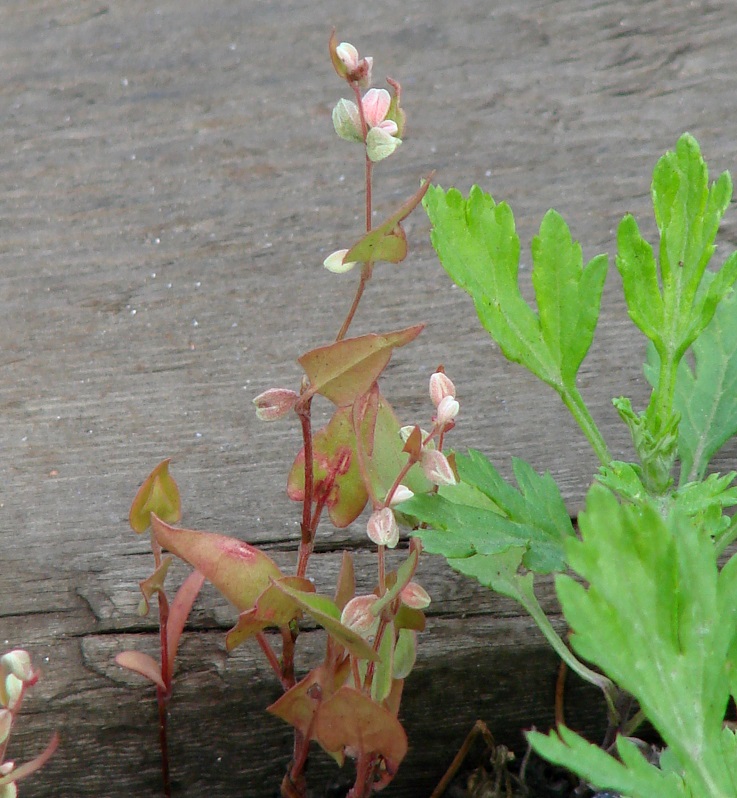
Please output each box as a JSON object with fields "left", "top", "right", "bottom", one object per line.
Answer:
{"left": 340, "top": 579, "right": 430, "bottom": 640}
{"left": 1, "top": 650, "right": 41, "bottom": 798}
{"left": 329, "top": 37, "right": 404, "bottom": 164}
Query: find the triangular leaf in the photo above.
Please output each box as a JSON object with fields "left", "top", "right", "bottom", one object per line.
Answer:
{"left": 298, "top": 324, "right": 423, "bottom": 406}
{"left": 344, "top": 177, "right": 433, "bottom": 265}
{"left": 129, "top": 459, "right": 181, "bottom": 533}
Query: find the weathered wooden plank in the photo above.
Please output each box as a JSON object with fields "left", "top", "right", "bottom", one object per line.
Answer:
{"left": 3, "top": 0, "right": 737, "bottom": 794}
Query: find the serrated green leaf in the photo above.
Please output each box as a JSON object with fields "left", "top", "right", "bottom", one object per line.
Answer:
{"left": 618, "top": 133, "right": 737, "bottom": 366}
{"left": 424, "top": 185, "right": 607, "bottom": 396}
{"left": 645, "top": 285, "right": 737, "bottom": 483}
{"left": 424, "top": 185, "right": 610, "bottom": 463}
{"left": 528, "top": 725, "right": 688, "bottom": 798}
{"left": 531, "top": 209, "right": 608, "bottom": 384}
{"left": 554, "top": 484, "right": 737, "bottom": 796}
{"left": 401, "top": 450, "right": 574, "bottom": 574}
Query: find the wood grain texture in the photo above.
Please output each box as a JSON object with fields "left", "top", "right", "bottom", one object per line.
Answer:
{"left": 2, "top": 0, "right": 737, "bottom": 795}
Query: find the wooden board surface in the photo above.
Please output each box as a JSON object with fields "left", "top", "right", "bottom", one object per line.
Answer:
{"left": 2, "top": 0, "right": 737, "bottom": 795}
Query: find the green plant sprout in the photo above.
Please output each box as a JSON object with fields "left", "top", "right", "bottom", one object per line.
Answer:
{"left": 120, "top": 33, "right": 449, "bottom": 798}
{"left": 0, "top": 650, "right": 58, "bottom": 798}
{"left": 399, "top": 133, "right": 737, "bottom": 796}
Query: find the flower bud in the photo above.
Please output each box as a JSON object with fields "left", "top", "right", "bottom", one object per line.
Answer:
{"left": 253, "top": 388, "right": 298, "bottom": 421}
{"left": 366, "top": 507, "right": 399, "bottom": 548}
{"left": 429, "top": 371, "right": 456, "bottom": 407}
{"left": 388, "top": 484, "right": 414, "bottom": 506}
{"left": 1, "top": 675, "right": 22, "bottom": 710}
{"left": 366, "top": 126, "right": 401, "bottom": 163}
{"left": 332, "top": 98, "right": 363, "bottom": 142}
{"left": 1, "top": 650, "right": 33, "bottom": 683}
{"left": 0, "top": 709, "right": 11, "bottom": 745}
{"left": 436, "top": 395, "right": 460, "bottom": 428}
{"left": 362, "top": 88, "right": 391, "bottom": 128}
{"left": 333, "top": 41, "right": 373, "bottom": 87}
{"left": 340, "top": 595, "right": 379, "bottom": 637}
{"left": 421, "top": 449, "right": 458, "bottom": 487}
{"left": 400, "top": 581, "right": 431, "bottom": 610}
{"left": 323, "top": 249, "right": 358, "bottom": 274}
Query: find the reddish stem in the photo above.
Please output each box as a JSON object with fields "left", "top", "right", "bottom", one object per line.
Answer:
{"left": 156, "top": 688, "right": 172, "bottom": 798}
{"left": 256, "top": 632, "right": 292, "bottom": 691}
{"left": 296, "top": 398, "right": 314, "bottom": 578}
{"left": 335, "top": 84, "right": 374, "bottom": 343}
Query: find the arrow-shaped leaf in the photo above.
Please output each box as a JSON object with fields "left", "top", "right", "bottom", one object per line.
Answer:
{"left": 299, "top": 324, "right": 423, "bottom": 406}
{"left": 343, "top": 176, "right": 433, "bottom": 264}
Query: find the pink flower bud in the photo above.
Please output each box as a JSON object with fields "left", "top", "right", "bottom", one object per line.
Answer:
{"left": 388, "top": 484, "right": 414, "bottom": 506}
{"left": 323, "top": 248, "right": 358, "bottom": 274}
{"left": 429, "top": 371, "right": 456, "bottom": 407}
{"left": 334, "top": 42, "right": 373, "bottom": 87}
{"left": 421, "top": 449, "right": 458, "bottom": 486}
{"left": 335, "top": 42, "right": 359, "bottom": 71}
{"left": 253, "top": 388, "right": 298, "bottom": 421}
{"left": 362, "top": 88, "right": 391, "bottom": 128}
{"left": 436, "top": 395, "right": 460, "bottom": 428}
{"left": 400, "top": 581, "right": 431, "bottom": 610}
{"left": 332, "top": 98, "right": 363, "bottom": 142}
{"left": 1, "top": 650, "right": 33, "bottom": 683}
{"left": 340, "top": 595, "right": 379, "bottom": 637}
{"left": 366, "top": 507, "right": 399, "bottom": 548}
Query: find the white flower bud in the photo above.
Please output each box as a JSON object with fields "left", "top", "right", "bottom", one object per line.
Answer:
{"left": 366, "top": 507, "right": 400, "bottom": 548}
{"left": 1, "top": 650, "right": 33, "bottom": 683}
{"left": 332, "top": 98, "right": 363, "bottom": 142}
{"left": 421, "top": 449, "right": 457, "bottom": 487}
{"left": 388, "top": 484, "right": 414, "bottom": 506}
{"left": 429, "top": 371, "right": 456, "bottom": 407}
{"left": 340, "top": 595, "right": 379, "bottom": 637}
{"left": 323, "top": 249, "right": 358, "bottom": 274}
{"left": 366, "top": 126, "right": 401, "bottom": 163}
{"left": 436, "top": 395, "right": 460, "bottom": 427}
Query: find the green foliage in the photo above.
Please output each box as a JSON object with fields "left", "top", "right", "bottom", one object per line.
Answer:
{"left": 420, "top": 133, "right": 737, "bottom": 792}
{"left": 424, "top": 184, "right": 610, "bottom": 462}
{"left": 644, "top": 285, "right": 737, "bottom": 484}
{"left": 529, "top": 485, "right": 737, "bottom": 798}
{"left": 403, "top": 449, "right": 574, "bottom": 575}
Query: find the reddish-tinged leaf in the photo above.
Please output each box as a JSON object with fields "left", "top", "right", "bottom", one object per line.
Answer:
{"left": 299, "top": 324, "right": 424, "bottom": 406}
{"left": 137, "top": 556, "right": 173, "bottom": 616}
{"left": 288, "top": 406, "right": 368, "bottom": 528}
{"left": 344, "top": 177, "right": 434, "bottom": 265}
{"left": 115, "top": 650, "right": 165, "bottom": 690}
{"left": 129, "top": 459, "right": 181, "bottom": 533}
{"left": 0, "top": 731, "right": 59, "bottom": 786}
{"left": 313, "top": 686, "right": 408, "bottom": 771}
{"left": 334, "top": 551, "right": 356, "bottom": 612}
{"left": 166, "top": 569, "right": 206, "bottom": 676}
{"left": 271, "top": 581, "right": 380, "bottom": 661}
{"left": 394, "top": 604, "right": 426, "bottom": 632}
{"left": 151, "top": 516, "right": 282, "bottom": 612}
{"left": 225, "top": 576, "right": 314, "bottom": 651}
{"left": 268, "top": 662, "right": 352, "bottom": 765}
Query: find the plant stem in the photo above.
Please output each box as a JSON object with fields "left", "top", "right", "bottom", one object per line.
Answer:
{"left": 156, "top": 688, "right": 172, "bottom": 798}
{"left": 517, "top": 583, "right": 619, "bottom": 723}
{"left": 335, "top": 84, "right": 374, "bottom": 343}
{"left": 559, "top": 384, "right": 611, "bottom": 466}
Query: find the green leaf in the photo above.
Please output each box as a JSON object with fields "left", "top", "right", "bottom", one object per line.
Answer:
{"left": 424, "top": 186, "right": 607, "bottom": 396}
{"left": 645, "top": 285, "right": 737, "bottom": 483}
{"left": 271, "top": 581, "right": 380, "bottom": 662}
{"left": 528, "top": 725, "right": 689, "bottom": 798}
{"left": 129, "top": 459, "right": 181, "bottom": 533}
{"left": 552, "top": 484, "right": 737, "bottom": 796}
{"left": 402, "top": 450, "right": 575, "bottom": 574}
{"left": 343, "top": 177, "right": 432, "bottom": 265}
{"left": 424, "top": 185, "right": 609, "bottom": 462}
